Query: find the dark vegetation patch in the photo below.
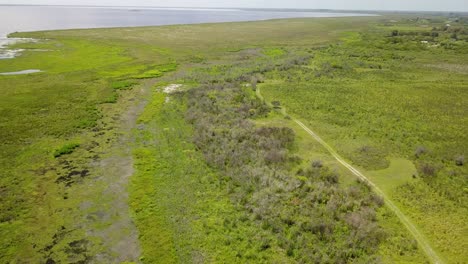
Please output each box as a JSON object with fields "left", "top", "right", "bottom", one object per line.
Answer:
{"left": 455, "top": 155, "right": 464, "bottom": 166}
{"left": 56, "top": 169, "right": 90, "bottom": 187}
{"left": 40, "top": 226, "right": 93, "bottom": 264}
{"left": 349, "top": 145, "right": 390, "bottom": 170}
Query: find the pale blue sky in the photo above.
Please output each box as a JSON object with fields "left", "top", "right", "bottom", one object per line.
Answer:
{"left": 0, "top": 0, "right": 466, "bottom": 12}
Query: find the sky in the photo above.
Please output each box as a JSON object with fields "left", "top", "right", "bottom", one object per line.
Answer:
{"left": 0, "top": 0, "right": 466, "bottom": 12}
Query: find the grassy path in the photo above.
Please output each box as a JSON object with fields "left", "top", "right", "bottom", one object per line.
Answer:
{"left": 89, "top": 79, "right": 156, "bottom": 262}
{"left": 256, "top": 86, "right": 443, "bottom": 264}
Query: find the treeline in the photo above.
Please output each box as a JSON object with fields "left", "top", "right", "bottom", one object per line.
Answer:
{"left": 171, "top": 47, "right": 312, "bottom": 86}
{"left": 185, "top": 83, "right": 386, "bottom": 262}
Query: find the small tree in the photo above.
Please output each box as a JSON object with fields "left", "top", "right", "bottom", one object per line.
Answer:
{"left": 271, "top": 101, "right": 281, "bottom": 109}
{"left": 311, "top": 160, "right": 323, "bottom": 168}
{"left": 251, "top": 77, "right": 258, "bottom": 91}
{"left": 420, "top": 163, "right": 436, "bottom": 177}
{"left": 414, "top": 146, "right": 426, "bottom": 158}
{"left": 265, "top": 149, "right": 285, "bottom": 164}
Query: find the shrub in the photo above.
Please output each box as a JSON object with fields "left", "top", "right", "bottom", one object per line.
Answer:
{"left": 254, "top": 73, "right": 265, "bottom": 83}
{"left": 311, "top": 160, "right": 323, "bottom": 168}
{"left": 324, "top": 173, "right": 339, "bottom": 184}
{"left": 271, "top": 101, "right": 281, "bottom": 109}
{"left": 419, "top": 163, "right": 436, "bottom": 177}
{"left": 371, "top": 194, "right": 385, "bottom": 207}
{"left": 455, "top": 155, "right": 464, "bottom": 166}
{"left": 265, "top": 150, "right": 286, "bottom": 164}
{"left": 414, "top": 146, "right": 427, "bottom": 158}
{"left": 360, "top": 145, "right": 371, "bottom": 153}
{"left": 350, "top": 146, "right": 389, "bottom": 170}
{"left": 103, "top": 93, "right": 118, "bottom": 103}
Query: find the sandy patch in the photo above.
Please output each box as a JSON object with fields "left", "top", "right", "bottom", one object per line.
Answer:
{"left": 0, "top": 69, "right": 42, "bottom": 75}
{"left": 162, "top": 84, "right": 182, "bottom": 94}
{"left": 426, "top": 63, "right": 468, "bottom": 74}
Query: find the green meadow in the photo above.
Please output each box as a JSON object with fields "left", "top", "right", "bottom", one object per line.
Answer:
{"left": 0, "top": 14, "right": 466, "bottom": 263}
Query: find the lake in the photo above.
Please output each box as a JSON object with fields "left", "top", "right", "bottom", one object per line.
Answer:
{"left": 0, "top": 5, "right": 375, "bottom": 59}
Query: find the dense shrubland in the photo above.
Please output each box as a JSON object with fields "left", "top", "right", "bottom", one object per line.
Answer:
{"left": 184, "top": 83, "right": 386, "bottom": 262}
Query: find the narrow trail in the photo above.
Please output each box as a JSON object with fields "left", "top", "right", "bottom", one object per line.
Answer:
{"left": 256, "top": 87, "right": 443, "bottom": 264}
{"left": 295, "top": 119, "right": 443, "bottom": 264}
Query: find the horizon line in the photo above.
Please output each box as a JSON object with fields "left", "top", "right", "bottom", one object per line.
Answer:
{"left": 0, "top": 4, "right": 467, "bottom": 13}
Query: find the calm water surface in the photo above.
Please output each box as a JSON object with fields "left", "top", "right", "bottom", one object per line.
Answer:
{"left": 0, "top": 5, "right": 375, "bottom": 59}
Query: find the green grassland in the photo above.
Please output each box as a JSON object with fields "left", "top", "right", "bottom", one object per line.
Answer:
{"left": 0, "top": 14, "right": 466, "bottom": 263}
{"left": 260, "top": 17, "right": 468, "bottom": 262}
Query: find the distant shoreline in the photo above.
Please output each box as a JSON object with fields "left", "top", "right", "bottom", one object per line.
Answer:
{"left": 0, "top": 4, "right": 467, "bottom": 14}
{"left": 0, "top": 6, "right": 376, "bottom": 40}
{"left": 0, "top": 6, "right": 375, "bottom": 59}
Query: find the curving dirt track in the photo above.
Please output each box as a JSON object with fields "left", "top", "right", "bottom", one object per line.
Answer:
{"left": 294, "top": 119, "right": 444, "bottom": 264}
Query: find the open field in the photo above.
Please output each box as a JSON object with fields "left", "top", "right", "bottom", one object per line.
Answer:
{"left": 0, "top": 14, "right": 466, "bottom": 263}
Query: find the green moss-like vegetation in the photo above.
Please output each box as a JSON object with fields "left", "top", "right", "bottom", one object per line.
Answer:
{"left": 132, "top": 69, "right": 163, "bottom": 79}
{"left": 131, "top": 63, "right": 178, "bottom": 79}
{"left": 263, "top": 47, "right": 286, "bottom": 57}
{"left": 137, "top": 92, "right": 166, "bottom": 124}
{"left": 53, "top": 142, "right": 80, "bottom": 157}
{"left": 111, "top": 80, "right": 137, "bottom": 90}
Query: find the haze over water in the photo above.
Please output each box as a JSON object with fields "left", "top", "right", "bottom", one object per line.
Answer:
{"left": 0, "top": 5, "right": 375, "bottom": 58}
